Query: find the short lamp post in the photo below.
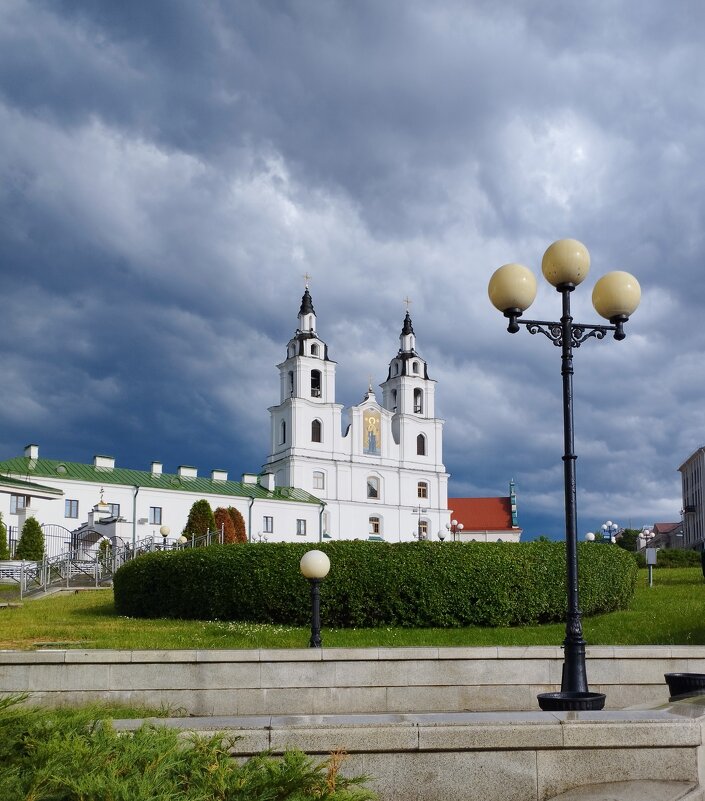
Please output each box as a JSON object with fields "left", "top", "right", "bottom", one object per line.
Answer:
{"left": 488, "top": 238, "right": 640, "bottom": 711}
{"left": 159, "top": 525, "right": 170, "bottom": 549}
{"left": 299, "top": 549, "right": 331, "bottom": 648}
{"left": 446, "top": 519, "right": 464, "bottom": 542}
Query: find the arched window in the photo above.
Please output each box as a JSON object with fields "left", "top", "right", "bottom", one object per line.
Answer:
{"left": 313, "top": 471, "right": 325, "bottom": 490}
{"left": 312, "top": 419, "right": 322, "bottom": 443}
{"left": 414, "top": 388, "right": 423, "bottom": 414}
{"left": 288, "top": 371, "right": 294, "bottom": 396}
{"left": 311, "top": 343, "right": 320, "bottom": 357}
{"left": 412, "top": 361, "right": 419, "bottom": 374}
{"left": 369, "top": 516, "right": 381, "bottom": 535}
{"left": 280, "top": 420, "right": 286, "bottom": 445}
{"left": 418, "top": 520, "right": 429, "bottom": 540}
{"left": 367, "top": 476, "right": 380, "bottom": 499}
{"left": 416, "top": 434, "right": 426, "bottom": 455}
{"left": 311, "top": 369, "right": 322, "bottom": 398}
{"left": 391, "top": 389, "right": 397, "bottom": 411}
{"left": 393, "top": 362, "right": 399, "bottom": 376}
{"left": 417, "top": 481, "right": 429, "bottom": 499}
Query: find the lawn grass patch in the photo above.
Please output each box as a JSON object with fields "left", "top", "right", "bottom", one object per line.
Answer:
{"left": 1, "top": 567, "right": 703, "bottom": 649}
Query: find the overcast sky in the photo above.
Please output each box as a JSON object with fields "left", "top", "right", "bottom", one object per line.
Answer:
{"left": 1, "top": 0, "right": 703, "bottom": 539}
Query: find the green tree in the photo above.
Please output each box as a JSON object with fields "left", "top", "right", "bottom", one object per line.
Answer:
{"left": 183, "top": 500, "right": 216, "bottom": 540}
{"left": 214, "top": 507, "right": 236, "bottom": 544}
{"left": 616, "top": 528, "right": 639, "bottom": 552}
{"left": 15, "top": 517, "right": 44, "bottom": 560}
{"left": 227, "top": 506, "right": 247, "bottom": 543}
{"left": 0, "top": 513, "right": 9, "bottom": 560}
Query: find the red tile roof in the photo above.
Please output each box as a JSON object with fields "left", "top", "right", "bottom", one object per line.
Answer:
{"left": 448, "top": 497, "right": 517, "bottom": 531}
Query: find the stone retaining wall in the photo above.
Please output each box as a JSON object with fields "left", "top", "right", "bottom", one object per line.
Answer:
{"left": 2, "top": 645, "right": 704, "bottom": 713}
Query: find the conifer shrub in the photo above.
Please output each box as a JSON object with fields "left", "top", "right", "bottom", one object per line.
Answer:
{"left": 214, "top": 507, "right": 236, "bottom": 543}
{"left": 14, "top": 517, "right": 44, "bottom": 561}
{"left": 228, "top": 505, "right": 247, "bottom": 542}
{"left": 182, "top": 499, "right": 216, "bottom": 538}
{"left": 114, "top": 541, "right": 638, "bottom": 628}
{"left": 0, "top": 513, "right": 9, "bottom": 560}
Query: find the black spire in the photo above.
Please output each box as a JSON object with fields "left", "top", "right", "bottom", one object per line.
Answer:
{"left": 401, "top": 310, "right": 414, "bottom": 336}
{"left": 299, "top": 288, "right": 315, "bottom": 316}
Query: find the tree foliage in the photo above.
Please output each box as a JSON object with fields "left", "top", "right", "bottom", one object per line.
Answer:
{"left": 183, "top": 500, "right": 215, "bottom": 538}
{"left": 15, "top": 516, "right": 44, "bottom": 561}
{"left": 0, "top": 513, "right": 9, "bottom": 560}
{"left": 214, "top": 507, "right": 237, "bottom": 544}
{"left": 227, "top": 506, "right": 247, "bottom": 543}
{"left": 616, "top": 528, "right": 640, "bottom": 552}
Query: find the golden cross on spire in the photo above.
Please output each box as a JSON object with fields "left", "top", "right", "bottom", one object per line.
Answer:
{"left": 403, "top": 296, "right": 412, "bottom": 311}
{"left": 303, "top": 272, "right": 312, "bottom": 289}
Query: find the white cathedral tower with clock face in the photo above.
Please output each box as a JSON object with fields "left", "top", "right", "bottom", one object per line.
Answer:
{"left": 264, "top": 286, "right": 450, "bottom": 541}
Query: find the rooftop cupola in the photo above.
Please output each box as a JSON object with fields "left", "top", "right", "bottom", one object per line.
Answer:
{"left": 298, "top": 287, "right": 316, "bottom": 333}
{"left": 400, "top": 310, "right": 416, "bottom": 353}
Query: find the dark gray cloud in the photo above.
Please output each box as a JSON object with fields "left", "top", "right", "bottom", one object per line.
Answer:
{"left": 1, "top": 0, "right": 703, "bottom": 538}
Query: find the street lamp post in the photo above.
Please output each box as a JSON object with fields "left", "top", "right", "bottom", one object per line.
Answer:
{"left": 299, "top": 549, "right": 331, "bottom": 648}
{"left": 159, "top": 525, "right": 170, "bottom": 550}
{"left": 446, "top": 519, "right": 464, "bottom": 542}
{"left": 600, "top": 520, "right": 619, "bottom": 544}
{"left": 488, "top": 238, "right": 640, "bottom": 711}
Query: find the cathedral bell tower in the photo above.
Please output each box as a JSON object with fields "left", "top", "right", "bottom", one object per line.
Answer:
{"left": 264, "top": 283, "right": 342, "bottom": 491}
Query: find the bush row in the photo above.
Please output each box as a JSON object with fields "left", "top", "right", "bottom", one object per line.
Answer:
{"left": 632, "top": 547, "right": 702, "bottom": 569}
{"left": 113, "top": 541, "right": 638, "bottom": 628}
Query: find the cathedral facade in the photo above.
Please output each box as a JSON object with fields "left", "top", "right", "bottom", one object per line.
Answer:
{"left": 263, "top": 287, "right": 450, "bottom": 542}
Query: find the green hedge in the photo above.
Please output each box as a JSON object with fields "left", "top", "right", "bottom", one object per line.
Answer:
{"left": 113, "top": 541, "right": 638, "bottom": 628}
{"left": 633, "top": 548, "right": 702, "bottom": 569}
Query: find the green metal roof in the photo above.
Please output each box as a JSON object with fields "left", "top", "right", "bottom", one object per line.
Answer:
{"left": 0, "top": 457, "right": 322, "bottom": 505}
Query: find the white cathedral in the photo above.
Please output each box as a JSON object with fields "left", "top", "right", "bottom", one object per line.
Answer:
{"left": 0, "top": 286, "right": 521, "bottom": 553}
{"left": 264, "top": 286, "right": 450, "bottom": 542}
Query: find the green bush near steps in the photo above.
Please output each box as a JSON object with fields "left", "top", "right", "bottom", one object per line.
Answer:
{"left": 113, "top": 541, "right": 638, "bottom": 628}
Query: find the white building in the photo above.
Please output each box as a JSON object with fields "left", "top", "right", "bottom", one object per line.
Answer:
{"left": 264, "top": 288, "right": 449, "bottom": 541}
{"left": 0, "top": 287, "right": 528, "bottom": 552}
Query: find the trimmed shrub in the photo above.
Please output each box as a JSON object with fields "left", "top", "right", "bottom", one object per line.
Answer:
{"left": 0, "top": 513, "right": 9, "bottom": 560}
{"left": 228, "top": 506, "right": 247, "bottom": 543}
{"left": 183, "top": 499, "right": 215, "bottom": 539}
{"left": 114, "top": 541, "right": 638, "bottom": 628}
{"left": 214, "top": 507, "right": 237, "bottom": 544}
{"left": 15, "top": 517, "right": 45, "bottom": 561}
{"left": 632, "top": 548, "right": 701, "bottom": 568}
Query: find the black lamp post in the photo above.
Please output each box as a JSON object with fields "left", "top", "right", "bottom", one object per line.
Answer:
{"left": 488, "top": 238, "right": 641, "bottom": 711}
{"left": 299, "top": 549, "right": 331, "bottom": 648}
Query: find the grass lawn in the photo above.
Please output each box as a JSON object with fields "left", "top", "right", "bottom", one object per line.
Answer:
{"left": 0, "top": 567, "right": 703, "bottom": 650}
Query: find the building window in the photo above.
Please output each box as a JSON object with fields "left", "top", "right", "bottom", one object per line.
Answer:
{"left": 414, "top": 388, "right": 423, "bottom": 414}
{"left": 311, "top": 343, "right": 319, "bottom": 357}
{"left": 288, "top": 371, "right": 294, "bottom": 396}
{"left": 10, "top": 495, "right": 26, "bottom": 514}
{"left": 311, "top": 369, "right": 322, "bottom": 398}
{"left": 108, "top": 503, "right": 121, "bottom": 518}
{"left": 369, "top": 516, "right": 381, "bottom": 535}
{"left": 417, "top": 434, "right": 426, "bottom": 455}
{"left": 312, "top": 419, "right": 322, "bottom": 443}
{"left": 417, "top": 481, "right": 429, "bottom": 499}
{"left": 391, "top": 389, "right": 397, "bottom": 411}
{"left": 296, "top": 519, "right": 307, "bottom": 536}
{"left": 313, "top": 471, "right": 325, "bottom": 490}
{"left": 280, "top": 420, "right": 286, "bottom": 444}
{"left": 367, "top": 476, "right": 380, "bottom": 499}
{"left": 149, "top": 507, "right": 162, "bottom": 525}
{"left": 412, "top": 361, "right": 419, "bottom": 374}
{"left": 65, "top": 499, "right": 79, "bottom": 519}
{"left": 263, "top": 516, "right": 274, "bottom": 533}
{"left": 418, "top": 520, "right": 429, "bottom": 540}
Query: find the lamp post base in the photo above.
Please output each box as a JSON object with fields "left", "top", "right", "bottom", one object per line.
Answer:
{"left": 537, "top": 691, "right": 606, "bottom": 711}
